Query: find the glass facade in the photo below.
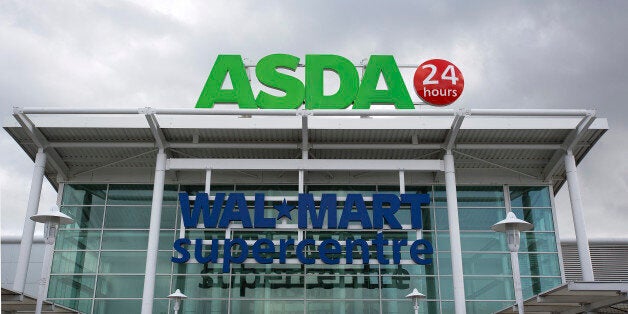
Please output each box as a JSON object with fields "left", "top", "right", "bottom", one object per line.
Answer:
{"left": 48, "top": 184, "right": 562, "bottom": 314}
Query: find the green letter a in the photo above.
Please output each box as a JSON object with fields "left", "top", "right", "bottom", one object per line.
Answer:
{"left": 196, "top": 55, "right": 256, "bottom": 108}
{"left": 353, "top": 55, "right": 413, "bottom": 109}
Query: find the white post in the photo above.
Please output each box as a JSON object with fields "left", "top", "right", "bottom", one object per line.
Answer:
{"left": 13, "top": 148, "right": 47, "bottom": 293}
{"left": 141, "top": 149, "right": 167, "bottom": 314}
{"left": 510, "top": 251, "right": 524, "bottom": 314}
{"left": 564, "top": 150, "right": 595, "bottom": 281}
{"left": 443, "top": 151, "right": 467, "bottom": 313}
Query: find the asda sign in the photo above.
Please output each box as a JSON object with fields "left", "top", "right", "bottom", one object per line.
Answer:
{"left": 196, "top": 54, "right": 464, "bottom": 109}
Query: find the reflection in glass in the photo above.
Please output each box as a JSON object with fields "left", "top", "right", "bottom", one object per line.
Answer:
{"left": 51, "top": 251, "right": 99, "bottom": 274}
{"left": 512, "top": 208, "right": 554, "bottom": 231}
{"left": 62, "top": 184, "right": 107, "bottom": 206}
{"left": 48, "top": 275, "right": 95, "bottom": 299}
{"left": 434, "top": 186, "right": 505, "bottom": 207}
{"left": 464, "top": 276, "right": 514, "bottom": 300}
{"left": 510, "top": 186, "right": 551, "bottom": 208}
{"left": 60, "top": 206, "right": 104, "bottom": 229}
{"left": 55, "top": 230, "right": 101, "bottom": 251}
{"left": 104, "top": 206, "right": 151, "bottom": 228}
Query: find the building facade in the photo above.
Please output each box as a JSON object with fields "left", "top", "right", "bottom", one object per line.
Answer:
{"left": 3, "top": 108, "right": 608, "bottom": 313}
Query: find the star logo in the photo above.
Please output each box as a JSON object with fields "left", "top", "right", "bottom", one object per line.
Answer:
{"left": 274, "top": 198, "right": 295, "bottom": 220}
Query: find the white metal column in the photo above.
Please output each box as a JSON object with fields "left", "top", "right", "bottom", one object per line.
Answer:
{"left": 444, "top": 151, "right": 467, "bottom": 313}
{"left": 564, "top": 150, "right": 595, "bottom": 281}
{"left": 141, "top": 149, "right": 167, "bottom": 314}
{"left": 13, "top": 148, "right": 47, "bottom": 293}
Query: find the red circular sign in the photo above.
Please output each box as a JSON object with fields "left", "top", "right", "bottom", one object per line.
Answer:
{"left": 413, "top": 59, "right": 464, "bottom": 106}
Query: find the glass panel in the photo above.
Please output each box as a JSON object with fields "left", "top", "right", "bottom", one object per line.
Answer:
{"left": 161, "top": 206, "right": 177, "bottom": 229}
{"left": 512, "top": 208, "right": 554, "bottom": 231}
{"left": 234, "top": 184, "right": 299, "bottom": 197}
{"left": 438, "top": 253, "right": 452, "bottom": 275}
{"left": 435, "top": 207, "right": 448, "bottom": 230}
{"left": 466, "top": 301, "right": 514, "bottom": 313}
{"left": 93, "top": 299, "right": 141, "bottom": 314}
{"left": 153, "top": 299, "right": 169, "bottom": 314}
{"left": 434, "top": 186, "right": 505, "bottom": 207}
{"left": 180, "top": 299, "right": 228, "bottom": 314}
{"left": 382, "top": 301, "right": 439, "bottom": 314}
{"left": 173, "top": 263, "right": 223, "bottom": 275}
{"left": 305, "top": 275, "right": 380, "bottom": 299}
{"left": 47, "top": 275, "right": 95, "bottom": 298}
{"left": 171, "top": 275, "right": 230, "bottom": 298}
{"left": 159, "top": 230, "right": 176, "bottom": 250}
{"left": 62, "top": 184, "right": 107, "bottom": 206}
{"left": 49, "top": 298, "right": 92, "bottom": 314}
{"left": 381, "top": 276, "right": 439, "bottom": 299}
{"left": 307, "top": 185, "right": 377, "bottom": 197}
{"left": 436, "top": 231, "right": 451, "bottom": 251}
{"left": 99, "top": 251, "right": 146, "bottom": 273}
{"left": 60, "top": 206, "right": 104, "bottom": 229}
{"left": 95, "top": 275, "right": 169, "bottom": 298}
{"left": 104, "top": 206, "right": 151, "bottom": 228}
{"left": 510, "top": 186, "right": 551, "bottom": 207}
{"left": 156, "top": 251, "right": 173, "bottom": 274}
{"left": 308, "top": 264, "right": 377, "bottom": 275}
{"left": 231, "top": 274, "right": 304, "bottom": 299}
{"left": 233, "top": 300, "right": 304, "bottom": 314}
{"left": 51, "top": 251, "right": 99, "bottom": 274}
{"left": 55, "top": 230, "right": 101, "bottom": 250}
{"left": 463, "top": 253, "right": 511, "bottom": 275}
{"left": 520, "top": 232, "right": 558, "bottom": 252}
{"left": 521, "top": 276, "right": 563, "bottom": 298}
{"left": 460, "top": 232, "right": 508, "bottom": 252}
{"left": 380, "top": 264, "right": 432, "bottom": 276}
{"left": 107, "top": 184, "right": 155, "bottom": 205}
{"left": 518, "top": 253, "right": 561, "bottom": 276}
{"left": 464, "top": 276, "right": 514, "bottom": 300}
{"left": 439, "top": 276, "right": 454, "bottom": 300}
{"left": 459, "top": 208, "right": 506, "bottom": 231}
{"left": 180, "top": 184, "right": 235, "bottom": 196}
{"left": 101, "top": 230, "right": 148, "bottom": 250}
{"left": 306, "top": 301, "right": 380, "bottom": 314}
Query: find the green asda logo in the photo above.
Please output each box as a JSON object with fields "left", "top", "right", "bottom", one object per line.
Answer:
{"left": 196, "top": 54, "right": 416, "bottom": 109}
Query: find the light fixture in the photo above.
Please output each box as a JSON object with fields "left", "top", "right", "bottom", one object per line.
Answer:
{"left": 167, "top": 289, "right": 188, "bottom": 314}
{"left": 492, "top": 212, "right": 533, "bottom": 314}
{"left": 30, "top": 205, "right": 74, "bottom": 314}
{"left": 405, "top": 288, "right": 426, "bottom": 314}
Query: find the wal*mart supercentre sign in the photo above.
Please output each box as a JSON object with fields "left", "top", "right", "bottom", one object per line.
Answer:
{"left": 172, "top": 193, "right": 433, "bottom": 272}
{"left": 196, "top": 54, "right": 464, "bottom": 108}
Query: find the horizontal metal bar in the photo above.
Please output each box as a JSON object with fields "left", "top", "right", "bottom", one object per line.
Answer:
{"left": 310, "top": 143, "right": 442, "bottom": 150}
{"left": 455, "top": 143, "right": 562, "bottom": 150}
{"left": 15, "top": 107, "right": 595, "bottom": 117}
{"left": 167, "top": 158, "right": 444, "bottom": 171}
{"left": 17, "top": 107, "right": 141, "bottom": 114}
{"left": 169, "top": 142, "right": 298, "bottom": 149}
{"left": 469, "top": 109, "right": 593, "bottom": 117}
{"left": 47, "top": 141, "right": 563, "bottom": 150}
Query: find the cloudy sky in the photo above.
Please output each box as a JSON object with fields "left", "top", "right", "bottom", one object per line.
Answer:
{"left": 1, "top": 1, "right": 627, "bottom": 240}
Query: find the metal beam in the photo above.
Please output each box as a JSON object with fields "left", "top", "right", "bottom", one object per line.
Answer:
{"left": 167, "top": 158, "right": 444, "bottom": 171}
{"left": 141, "top": 108, "right": 168, "bottom": 149}
{"left": 13, "top": 109, "right": 69, "bottom": 180}
{"left": 19, "top": 106, "right": 594, "bottom": 117}
{"left": 561, "top": 294, "right": 628, "bottom": 314}
{"left": 444, "top": 109, "right": 468, "bottom": 150}
{"left": 542, "top": 111, "right": 596, "bottom": 181}
{"left": 45, "top": 141, "right": 563, "bottom": 150}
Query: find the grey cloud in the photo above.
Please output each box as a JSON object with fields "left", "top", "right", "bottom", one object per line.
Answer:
{"left": 1, "top": 0, "right": 627, "bottom": 239}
